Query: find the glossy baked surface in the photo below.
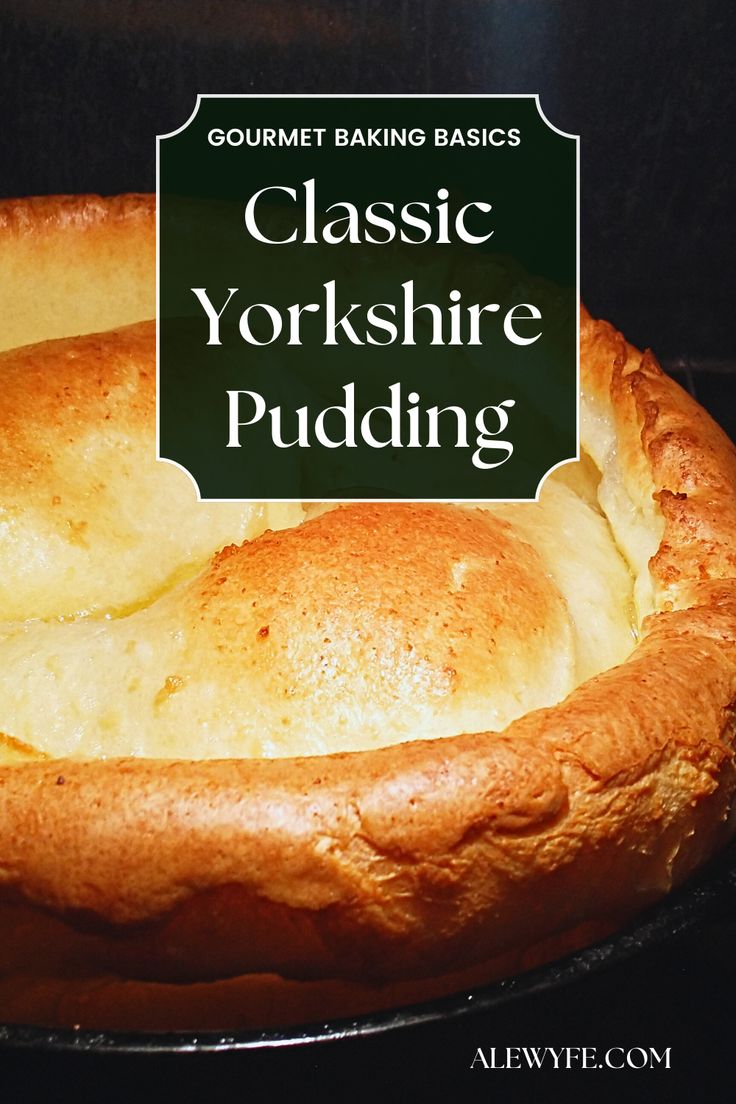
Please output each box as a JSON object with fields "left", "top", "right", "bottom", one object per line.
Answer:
{"left": 1, "top": 196, "right": 735, "bottom": 1032}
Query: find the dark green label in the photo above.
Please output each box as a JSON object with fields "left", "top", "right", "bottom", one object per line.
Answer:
{"left": 158, "top": 96, "right": 578, "bottom": 500}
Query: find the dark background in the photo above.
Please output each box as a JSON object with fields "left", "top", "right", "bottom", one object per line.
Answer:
{"left": 1, "top": 2, "right": 734, "bottom": 1100}
{"left": 1, "top": 0, "right": 734, "bottom": 362}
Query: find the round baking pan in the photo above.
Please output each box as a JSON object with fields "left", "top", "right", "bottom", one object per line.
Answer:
{"left": 2, "top": 836, "right": 734, "bottom": 1054}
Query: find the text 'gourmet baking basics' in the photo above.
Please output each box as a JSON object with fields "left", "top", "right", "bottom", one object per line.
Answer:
{"left": 158, "top": 96, "right": 578, "bottom": 500}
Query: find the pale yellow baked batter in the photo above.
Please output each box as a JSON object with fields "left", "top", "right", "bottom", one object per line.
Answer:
{"left": 2, "top": 197, "right": 736, "bottom": 1031}
{"left": 0, "top": 468, "right": 635, "bottom": 761}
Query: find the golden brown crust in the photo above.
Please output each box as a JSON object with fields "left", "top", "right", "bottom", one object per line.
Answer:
{"left": 634, "top": 353, "right": 736, "bottom": 605}
{"left": 0, "top": 323, "right": 155, "bottom": 472}
{"left": 0, "top": 194, "right": 155, "bottom": 353}
{"left": 0, "top": 193, "right": 154, "bottom": 236}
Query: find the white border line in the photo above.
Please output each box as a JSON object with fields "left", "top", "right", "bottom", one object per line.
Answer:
{"left": 156, "top": 93, "right": 580, "bottom": 504}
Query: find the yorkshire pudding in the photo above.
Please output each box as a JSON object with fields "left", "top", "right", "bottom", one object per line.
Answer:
{"left": 0, "top": 195, "right": 735, "bottom": 1031}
